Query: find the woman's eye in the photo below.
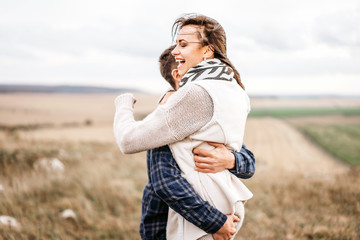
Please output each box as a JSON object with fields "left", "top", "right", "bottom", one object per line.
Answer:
{"left": 179, "top": 41, "right": 187, "bottom": 47}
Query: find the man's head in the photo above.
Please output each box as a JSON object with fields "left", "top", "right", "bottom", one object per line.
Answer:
{"left": 159, "top": 45, "right": 182, "bottom": 90}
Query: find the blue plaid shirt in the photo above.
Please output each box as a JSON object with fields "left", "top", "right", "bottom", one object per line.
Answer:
{"left": 140, "top": 145, "right": 255, "bottom": 240}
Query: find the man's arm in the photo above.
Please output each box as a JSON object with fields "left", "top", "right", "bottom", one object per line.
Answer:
{"left": 149, "top": 146, "right": 234, "bottom": 234}
{"left": 229, "top": 144, "right": 255, "bottom": 179}
{"left": 193, "top": 143, "right": 255, "bottom": 179}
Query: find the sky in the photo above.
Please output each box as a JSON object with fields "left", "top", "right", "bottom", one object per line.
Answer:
{"left": 0, "top": 0, "right": 359, "bottom": 95}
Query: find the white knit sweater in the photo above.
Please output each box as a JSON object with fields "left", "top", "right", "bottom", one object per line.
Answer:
{"left": 113, "top": 83, "right": 214, "bottom": 154}
{"left": 166, "top": 79, "right": 252, "bottom": 240}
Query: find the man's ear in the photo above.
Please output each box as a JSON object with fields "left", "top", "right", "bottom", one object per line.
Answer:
{"left": 171, "top": 69, "right": 182, "bottom": 89}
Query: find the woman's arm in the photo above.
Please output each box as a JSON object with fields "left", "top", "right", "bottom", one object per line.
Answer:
{"left": 113, "top": 84, "right": 213, "bottom": 154}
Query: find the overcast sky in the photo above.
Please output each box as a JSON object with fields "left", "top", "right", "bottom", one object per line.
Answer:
{"left": 1, "top": 0, "right": 359, "bottom": 95}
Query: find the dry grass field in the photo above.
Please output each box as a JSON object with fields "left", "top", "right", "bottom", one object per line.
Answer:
{"left": 0, "top": 93, "right": 359, "bottom": 239}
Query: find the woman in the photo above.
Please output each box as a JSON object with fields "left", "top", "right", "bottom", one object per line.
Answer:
{"left": 114, "top": 14, "right": 252, "bottom": 240}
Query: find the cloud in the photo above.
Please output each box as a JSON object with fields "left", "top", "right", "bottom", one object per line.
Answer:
{"left": 314, "top": 7, "right": 360, "bottom": 51}
{"left": 0, "top": 0, "right": 359, "bottom": 95}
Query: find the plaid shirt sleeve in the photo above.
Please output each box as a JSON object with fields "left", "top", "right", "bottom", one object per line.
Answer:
{"left": 149, "top": 146, "right": 227, "bottom": 234}
{"left": 229, "top": 144, "right": 256, "bottom": 179}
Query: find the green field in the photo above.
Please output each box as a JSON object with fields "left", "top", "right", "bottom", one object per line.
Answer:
{"left": 249, "top": 107, "right": 360, "bottom": 118}
{"left": 299, "top": 123, "right": 360, "bottom": 165}
{"left": 249, "top": 107, "right": 360, "bottom": 165}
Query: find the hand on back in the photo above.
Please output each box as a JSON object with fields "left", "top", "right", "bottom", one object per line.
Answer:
{"left": 193, "top": 142, "right": 235, "bottom": 173}
{"left": 212, "top": 214, "right": 239, "bottom": 240}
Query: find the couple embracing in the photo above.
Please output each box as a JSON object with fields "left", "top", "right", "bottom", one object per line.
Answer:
{"left": 114, "top": 14, "right": 255, "bottom": 240}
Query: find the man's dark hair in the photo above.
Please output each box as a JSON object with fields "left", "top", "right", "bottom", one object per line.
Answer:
{"left": 159, "top": 45, "right": 177, "bottom": 89}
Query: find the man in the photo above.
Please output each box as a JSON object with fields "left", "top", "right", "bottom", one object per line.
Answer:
{"left": 139, "top": 45, "right": 255, "bottom": 239}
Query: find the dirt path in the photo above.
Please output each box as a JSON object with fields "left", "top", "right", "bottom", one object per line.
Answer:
{"left": 244, "top": 117, "right": 349, "bottom": 178}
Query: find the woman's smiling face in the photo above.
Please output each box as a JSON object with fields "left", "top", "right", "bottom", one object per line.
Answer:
{"left": 171, "top": 25, "right": 210, "bottom": 77}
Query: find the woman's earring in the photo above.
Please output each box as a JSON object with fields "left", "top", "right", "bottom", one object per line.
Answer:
{"left": 204, "top": 57, "right": 207, "bottom": 61}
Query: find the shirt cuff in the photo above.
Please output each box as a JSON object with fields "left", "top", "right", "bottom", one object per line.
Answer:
{"left": 229, "top": 152, "right": 240, "bottom": 174}
{"left": 207, "top": 213, "right": 228, "bottom": 234}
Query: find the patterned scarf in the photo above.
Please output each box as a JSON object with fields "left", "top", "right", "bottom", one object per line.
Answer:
{"left": 179, "top": 58, "right": 235, "bottom": 88}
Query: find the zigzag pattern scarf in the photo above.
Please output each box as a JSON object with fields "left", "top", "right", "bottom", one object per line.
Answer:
{"left": 179, "top": 58, "right": 235, "bottom": 88}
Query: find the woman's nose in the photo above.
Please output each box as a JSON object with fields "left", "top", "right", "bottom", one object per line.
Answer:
{"left": 171, "top": 46, "right": 179, "bottom": 56}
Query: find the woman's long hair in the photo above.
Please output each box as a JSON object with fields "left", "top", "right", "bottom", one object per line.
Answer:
{"left": 172, "top": 14, "right": 245, "bottom": 89}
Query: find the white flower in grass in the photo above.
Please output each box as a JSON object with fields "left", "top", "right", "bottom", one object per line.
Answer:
{"left": 60, "top": 209, "right": 77, "bottom": 220}
{"left": 34, "top": 158, "right": 65, "bottom": 173}
{"left": 0, "top": 216, "right": 21, "bottom": 229}
{"left": 50, "top": 158, "right": 65, "bottom": 172}
{"left": 60, "top": 209, "right": 79, "bottom": 230}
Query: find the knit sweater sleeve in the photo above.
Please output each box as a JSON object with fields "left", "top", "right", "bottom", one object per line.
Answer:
{"left": 113, "top": 84, "right": 213, "bottom": 154}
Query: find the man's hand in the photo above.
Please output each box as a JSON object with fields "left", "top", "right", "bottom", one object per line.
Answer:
{"left": 212, "top": 214, "right": 239, "bottom": 240}
{"left": 193, "top": 142, "right": 235, "bottom": 173}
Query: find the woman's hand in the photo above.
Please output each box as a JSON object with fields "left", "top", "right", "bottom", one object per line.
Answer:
{"left": 212, "top": 214, "right": 239, "bottom": 240}
{"left": 115, "top": 93, "right": 136, "bottom": 108}
{"left": 193, "top": 142, "right": 235, "bottom": 173}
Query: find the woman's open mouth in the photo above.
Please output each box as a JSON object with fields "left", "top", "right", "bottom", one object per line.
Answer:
{"left": 176, "top": 59, "right": 185, "bottom": 69}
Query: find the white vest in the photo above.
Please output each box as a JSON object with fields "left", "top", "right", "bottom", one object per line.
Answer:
{"left": 167, "top": 79, "right": 253, "bottom": 240}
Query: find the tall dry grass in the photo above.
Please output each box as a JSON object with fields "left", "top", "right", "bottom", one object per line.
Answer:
{"left": 1, "top": 94, "right": 359, "bottom": 239}
{"left": 1, "top": 131, "right": 359, "bottom": 239}
{"left": 0, "top": 133, "right": 147, "bottom": 239}
{"left": 237, "top": 168, "right": 360, "bottom": 239}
